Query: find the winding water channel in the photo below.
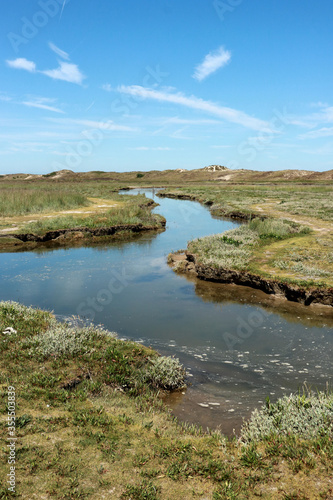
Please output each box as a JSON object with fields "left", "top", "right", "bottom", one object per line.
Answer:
{"left": 1, "top": 188, "right": 332, "bottom": 435}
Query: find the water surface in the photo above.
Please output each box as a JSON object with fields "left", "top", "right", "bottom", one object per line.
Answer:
{"left": 1, "top": 189, "right": 332, "bottom": 435}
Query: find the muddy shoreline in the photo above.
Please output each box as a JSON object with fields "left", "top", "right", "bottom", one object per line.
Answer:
{"left": 169, "top": 252, "right": 333, "bottom": 307}
{"left": 0, "top": 220, "right": 166, "bottom": 250}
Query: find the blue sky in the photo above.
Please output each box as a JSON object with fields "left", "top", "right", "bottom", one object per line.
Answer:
{"left": 1, "top": 0, "right": 333, "bottom": 174}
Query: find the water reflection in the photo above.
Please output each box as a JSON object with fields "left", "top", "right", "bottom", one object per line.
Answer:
{"left": 0, "top": 188, "right": 331, "bottom": 436}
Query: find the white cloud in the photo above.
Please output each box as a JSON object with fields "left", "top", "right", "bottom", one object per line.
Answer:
{"left": 286, "top": 105, "right": 333, "bottom": 129}
{"left": 193, "top": 46, "right": 231, "bottom": 82}
{"left": 42, "top": 61, "right": 85, "bottom": 85}
{"left": 0, "top": 93, "right": 11, "bottom": 102}
{"left": 299, "top": 127, "right": 333, "bottom": 139}
{"left": 301, "top": 143, "right": 333, "bottom": 155}
{"left": 47, "top": 118, "right": 135, "bottom": 132}
{"left": 73, "top": 119, "right": 134, "bottom": 131}
{"left": 59, "top": 0, "right": 68, "bottom": 20}
{"left": 6, "top": 46, "right": 85, "bottom": 85}
{"left": 164, "top": 117, "right": 221, "bottom": 125}
{"left": 117, "top": 85, "right": 273, "bottom": 132}
{"left": 6, "top": 58, "right": 36, "bottom": 72}
{"left": 102, "top": 84, "right": 113, "bottom": 92}
{"left": 129, "top": 146, "right": 171, "bottom": 151}
{"left": 22, "top": 98, "right": 65, "bottom": 114}
{"left": 51, "top": 151, "right": 69, "bottom": 156}
{"left": 49, "top": 42, "right": 70, "bottom": 60}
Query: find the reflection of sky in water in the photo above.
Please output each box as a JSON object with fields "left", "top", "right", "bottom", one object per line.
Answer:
{"left": 0, "top": 189, "right": 332, "bottom": 434}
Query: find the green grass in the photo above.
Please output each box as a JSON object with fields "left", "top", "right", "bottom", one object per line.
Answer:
{"left": 0, "top": 192, "right": 165, "bottom": 251}
{"left": 0, "top": 188, "right": 89, "bottom": 217}
{"left": 0, "top": 302, "right": 332, "bottom": 499}
{"left": 165, "top": 184, "right": 333, "bottom": 288}
{"left": 187, "top": 218, "right": 310, "bottom": 271}
{"left": 0, "top": 179, "right": 132, "bottom": 219}
{"left": 160, "top": 184, "right": 333, "bottom": 221}
{"left": 24, "top": 194, "right": 163, "bottom": 235}
{"left": 241, "top": 389, "right": 333, "bottom": 443}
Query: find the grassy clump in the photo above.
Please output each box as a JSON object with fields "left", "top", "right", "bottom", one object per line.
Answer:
{"left": 120, "top": 479, "right": 160, "bottom": 499}
{"left": 26, "top": 321, "right": 117, "bottom": 359}
{"left": 241, "top": 390, "right": 333, "bottom": 443}
{"left": 248, "top": 218, "right": 310, "bottom": 240}
{"left": 145, "top": 357, "right": 186, "bottom": 390}
{"left": 0, "top": 188, "right": 89, "bottom": 216}
{"left": 188, "top": 218, "right": 308, "bottom": 270}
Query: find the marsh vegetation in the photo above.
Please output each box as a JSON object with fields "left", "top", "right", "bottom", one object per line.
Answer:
{"left": 0, "top": 302, "right": 332, "bottom": 499}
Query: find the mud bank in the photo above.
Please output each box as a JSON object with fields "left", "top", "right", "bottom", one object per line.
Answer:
{"left": 0, "top": 220, "right": 166, "bottom": 250}
{"left": 169, "top": 252, "right": 333, "bottom": 307}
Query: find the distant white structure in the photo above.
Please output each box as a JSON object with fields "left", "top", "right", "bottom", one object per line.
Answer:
{"left": 204, "top": 165, "right": 228, "bottom": 172}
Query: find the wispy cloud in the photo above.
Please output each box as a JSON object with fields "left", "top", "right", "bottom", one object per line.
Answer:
{"left": 117, "top": 85, "right": 273, "bottom": 132}
{"left": 6, "top": 58, "right": 36, "bottom": 72}
{"left": 300, "top": 143, "right": 333, "bottom": 155}
{"left": 193, "top": 46, "right": 231, "bottom": 82}
{"left": 102, "top": 83, "right": 112, "bottom": 92}
{"left": 6, "top": 45, "right": 85, "bottom": 85}
{"left": 128, "top": 146, "right": 171, "bottom": 151}
{"left": 299, "top": 127, "right": 333, "bottom": 139}
{"left": 0, "top": 93, "right": 11, "bottom": 102}
{"left": 22, "top": 97, "right": 65, "bottom": 114}
{"left": 47, "top": 117, "right": 135, "bottom": 132}
{"left": 287, "top": 105, "right": 333, "bottom": 129}
{"left": 41, "top": 61, "right": 85, "bottom": 85}
{"left": 73, "top": 119, "right": 134, "bottom": 131}
{"left": 49, "top": 42, "right": 70, "bottom": 60}
{"left": 59, "top": 0, "right": 68, "bottom": 20}
{"left": 164, "top": 117, "right": 221, "bottom": 125}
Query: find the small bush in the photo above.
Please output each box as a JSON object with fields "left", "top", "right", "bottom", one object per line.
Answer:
{"left": 241, "top": 390, "right": 333, "bottom": 443}
{"left": 188, "top": 226, "right": 258, "bottom": 270}
{"left": 248, "top": 218, "right": 310, "bottom": 240}
{"left": 28, "top": 321, "right": 116, "bottom": 359}
{"left": 43, "top": 171, "right": 57, "bottom": 178}
{"left": 145, "top": 356, "right": 186, "bottom": 390}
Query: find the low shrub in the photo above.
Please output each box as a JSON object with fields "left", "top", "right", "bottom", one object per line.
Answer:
{"left": 27, "top": 321, "right": 116, "bottom": 359}
{"left": 188, "top": 226, "right": 259, "bottom": 270}
{"left": 248, "top": 218, "right": 310, "bottom": 240}
{"left": 240, "top": 390, "right": 333, "bottom": 443}
{"left": 145, "top": 356, "right": 186, "bottom": 390}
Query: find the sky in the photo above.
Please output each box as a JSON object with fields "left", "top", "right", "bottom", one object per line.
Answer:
{"left": 1, "top": 0, "right": 333, "bottom": 174}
